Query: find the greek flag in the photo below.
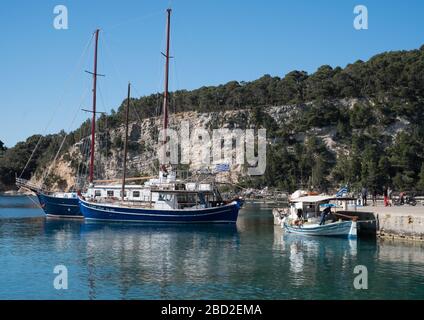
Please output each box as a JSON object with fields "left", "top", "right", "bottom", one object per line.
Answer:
{"left": 336, "top": 186, "right": 348, "bottom": 198}
{"left": 215, "top": 163, "right": 230, "bottom": 172}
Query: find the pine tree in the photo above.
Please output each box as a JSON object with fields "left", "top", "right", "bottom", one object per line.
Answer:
{"left": 417, "top": 163, "right": 424, "bottom": 191}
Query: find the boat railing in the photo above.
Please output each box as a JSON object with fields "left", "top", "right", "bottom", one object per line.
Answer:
{"left": 15, "top": 178, "right": 43, "bottom": 193}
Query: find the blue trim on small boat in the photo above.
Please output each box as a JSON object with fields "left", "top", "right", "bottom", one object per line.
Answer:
{"left": 78, "top": 198, "right": 241, "bottom": 224}
{"left": 283, "top": 220, "right": 357, "bottom": 238}
{"left": 36, "top": 192, "right": 83, "bottom": 218}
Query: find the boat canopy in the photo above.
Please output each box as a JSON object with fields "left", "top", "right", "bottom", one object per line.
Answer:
{"left": 290, "top": 195, "right": 357, "bottom": 204}
{"left": 290, "top": 195, "right": 333, "bottom": 203}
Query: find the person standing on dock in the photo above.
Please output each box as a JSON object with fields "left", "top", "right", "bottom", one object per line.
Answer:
{"left": 388, "top": 186, "right": 393, "bottom": 206}
{"left": 399, "top": 191, "right": 405, "bottom": 205}
{"left": 361, "top": 187, "right": 368, "bottom": 206}
{"left": 383, "top": 186, "right": 390, "bottom": 207}
{"left": 372, "top": 189, "right": 377, "bottom": 206}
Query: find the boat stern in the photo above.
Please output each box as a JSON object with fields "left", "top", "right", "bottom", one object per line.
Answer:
{"left": 348, "top": 221, "right": 358, "bottom": 239}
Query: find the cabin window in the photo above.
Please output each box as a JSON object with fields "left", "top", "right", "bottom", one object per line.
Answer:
{"left": 158, "top": 194, "right": 168, "bottom": 201}
{"left": 120, "top": 191, "right": 127, "bottom": 197}
{"left": 107, "top": 190, "right": 114, "bottom": 197}
{"left": 133, "top": 191, "right": 140, "bottom": 198}
{"left": 94, "top": 190, "right": 101, "bottom": 197}
{"left": 175, "top": 184, "right": 185, "bottom": 191}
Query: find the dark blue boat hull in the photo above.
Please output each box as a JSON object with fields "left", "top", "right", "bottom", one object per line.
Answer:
{"left": 36, "top": 193, "right": 82, "bottom": 218}
{"left": 79, "top": 198, "right": 241, "bottom": 224}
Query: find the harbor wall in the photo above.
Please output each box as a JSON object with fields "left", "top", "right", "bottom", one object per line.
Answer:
{"left": 376, "top": 210, "right": 424, "bottom": 241}
{"left": 274, "top": 205, "right": 424, "bottom": 241}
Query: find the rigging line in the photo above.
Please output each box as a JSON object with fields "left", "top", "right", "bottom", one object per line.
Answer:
{"left": 130, "top": 86, "right": 149, "bottom": 124}
{"left": 101, "top": 32, "right": 140, "bottom": 159}
{"left": 171, "top": 35, "right": 181, "bottom": 116}
{"left": 155, "top": 20, "right": 168, "bottom": 118}
{"left": 82, "top": 136, "right": 90, "bottom": 178}
{"left": 167, "top": 1, "right": 174, "bottom": 12}
{"left": 102, "top": 32, "right": 128, "bottom": 95}
{"left": 97, "top": 84, "right": 110, "bottom": 178}
{"left": 75, "top": 137, "right": 86, "bottom": 184}
{"left": 76, "top": 119, "right": 90, "bottom": 176}
{"left": 99, "top": 87, "right": 110, "bottom": 179}
{"left": 102, "top": 33, "right": 146, "bottom": 129}
{"left": 105, "top": 115, "right": 109, "bottom": 179}
{"left": 97, "top": 84, "right": 109, "bottom": 115}
{"left": 106, "top": 13, "right": 166, "bottom": 120}
{"left": 81, "top": 136, "right": 90, "bottom": 184}
{"left": 19, "top": 33, "right": 95, "bottom": 179}
{"left": 168, "top": 9, "right": 177, "bottom": 114}
{"left": 102, "top": 31, "right": 141, "bottom": 146}
{"left": 131, "top": 102, "right": 143, "bottom": 125}
{"left": 42, "top": 111, "right": 87, "bottom": 188}
{"left": 41, "top": 88, "right": 91, "bottom": 186}
{"left": 80, "top": 135, "right": 90, "bottom": 186}
{"left": 103, "top": 10, "right": 163, "bottom": 32}
{"left": 169, "top": 51, "right": 176, "bottom": 118}
{"left": 25, "top": 194, "right": 43, "bottom": 209}
{"left": 75, "top": 113, "right": 91, "bottom": 183}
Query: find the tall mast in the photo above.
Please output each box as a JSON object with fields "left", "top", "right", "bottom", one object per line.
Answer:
{"left": 161, "top": 9, "right": 172, "bottom": 168}
{"left": 121, "top": 83, "right": 131, "bottom": 201}
{"left": 89, "top": 29, "right": 100, "bottom": 184}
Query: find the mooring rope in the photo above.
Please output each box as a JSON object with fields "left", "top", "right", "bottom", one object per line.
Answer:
{"left": 25, "top": 194, "right": 43, "bottom": 209}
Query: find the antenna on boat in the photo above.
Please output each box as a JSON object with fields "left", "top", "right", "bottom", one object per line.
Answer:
{"left": 160, "top": 8, "right": 172, "bottom": 173}
{"left": 121, "top": 83, "right": 131, "bottom": 201}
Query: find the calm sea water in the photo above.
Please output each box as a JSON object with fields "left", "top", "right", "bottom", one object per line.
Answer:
{"left": 0, "top": 195, "right": 423, "bottom": 300}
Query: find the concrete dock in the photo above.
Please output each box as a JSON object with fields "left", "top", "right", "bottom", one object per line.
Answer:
{"left": 357, "top": 205, "right": 424, "bottom": 241}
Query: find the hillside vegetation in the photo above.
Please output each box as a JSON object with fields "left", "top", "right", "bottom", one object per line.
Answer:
{"left": 2, "top": 45, "right": 424, "bottom": 193}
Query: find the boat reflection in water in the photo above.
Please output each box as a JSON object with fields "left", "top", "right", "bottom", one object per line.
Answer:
{"left": 3, "top": 204, "right": 424, "bottom": 299}
{"left": 76, "top": 222, "right": 240, "bottom": 299}
{"left": 274, "top": 227, "right": 359, "bottom": 288}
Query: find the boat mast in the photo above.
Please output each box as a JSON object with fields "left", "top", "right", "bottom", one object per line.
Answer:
{"left": 161, "top": 8, "right": 172, "bottom": 171}
{"left": 121, "top": 83, "right": 131, "bottom": 201}
{"left": 89, "top": 29, "right": 100, "bottom": 184}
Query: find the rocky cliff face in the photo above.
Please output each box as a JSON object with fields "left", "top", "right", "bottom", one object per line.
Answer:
{"left": 33, "top": 98, "right": 408, "bottom": 192}
{"left": 33, "top": 107, "right": 273, "bottom": 191}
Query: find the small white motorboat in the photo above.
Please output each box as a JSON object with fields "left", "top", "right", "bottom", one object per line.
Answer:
{"left": 277, "top": 190, "right": 359, "bottom": 238}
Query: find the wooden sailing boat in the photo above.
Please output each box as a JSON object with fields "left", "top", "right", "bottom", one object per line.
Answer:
{"left": 78, "top": 9, "right": 243, "bottom": 224}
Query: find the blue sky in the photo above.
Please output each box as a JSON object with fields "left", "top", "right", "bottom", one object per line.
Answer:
{"left": 1, "top": 0, "right": 423, "bottom": 147}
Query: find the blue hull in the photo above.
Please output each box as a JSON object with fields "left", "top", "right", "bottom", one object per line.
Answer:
{"left": 36, "top": 193, "right": 82, "bottom": 218}
{"left": 79, "top": 198, "right": 240, "bottom": 224}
